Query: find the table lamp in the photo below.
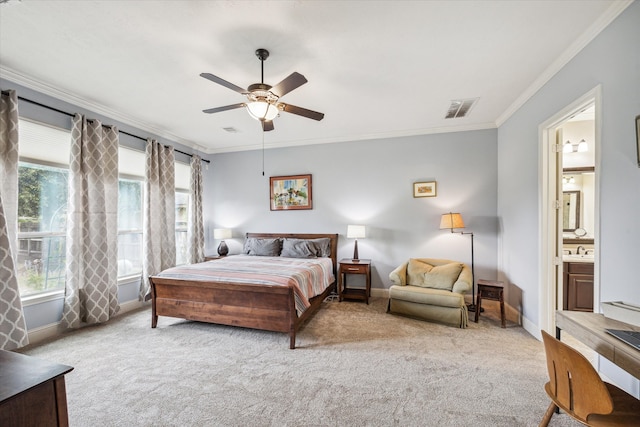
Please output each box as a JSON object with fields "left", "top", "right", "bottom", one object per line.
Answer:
{"left": 347, "top": 225, "right": 366, "bottom": 262}
{"left": 213, "top": 228, "right": 232, "bottom": 256}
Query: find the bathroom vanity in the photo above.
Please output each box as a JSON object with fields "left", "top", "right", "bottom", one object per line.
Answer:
{"left": 563, "top": 258, "right": 594, "bottom": 311}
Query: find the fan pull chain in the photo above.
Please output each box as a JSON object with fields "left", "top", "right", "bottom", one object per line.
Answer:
{"left": 262, "top": 128, "right": 265, "bottom": 176}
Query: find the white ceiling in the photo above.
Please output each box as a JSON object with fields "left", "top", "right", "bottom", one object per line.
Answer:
{"left": 0, "top": 1, "right": 629, "bottom": 154}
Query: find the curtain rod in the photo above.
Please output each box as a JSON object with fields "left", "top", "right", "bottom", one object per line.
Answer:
{"left": 1, "top": 90, "right": 210, "bottom": 164}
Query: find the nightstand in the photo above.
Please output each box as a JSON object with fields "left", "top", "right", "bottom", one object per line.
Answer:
{"left": 474, "top": 279, "right": 505, "bottom": 328}
{"left": 204, "top": 255, "right": 224, "bottom": 261}
{"left": 338, "top": 258, "right": 371, "bottom": 304}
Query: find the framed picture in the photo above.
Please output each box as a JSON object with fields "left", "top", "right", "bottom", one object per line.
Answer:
{"left": 636, "top": 115, "right": 640, "bottom": 167}
{"left": 270, "top": 174, "right": 312, "bottom": 210}
{"left": 413, "top": 181, "right": 437, "bottom": 198}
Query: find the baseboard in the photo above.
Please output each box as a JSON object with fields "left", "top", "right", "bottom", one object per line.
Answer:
{"left": 27, "top": 299, "right": 147, "bottom": 346}
{"left": 371, "top": 288, "right": 389, "bottom": 298}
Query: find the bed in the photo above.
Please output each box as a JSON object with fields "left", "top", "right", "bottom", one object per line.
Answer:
{"left": 149, "top": 233, "right": 338, "bottom": 349}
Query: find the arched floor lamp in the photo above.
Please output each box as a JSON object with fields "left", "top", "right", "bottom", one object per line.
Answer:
{"left": 439, "top": 212, "right": 481, "bottom": 312}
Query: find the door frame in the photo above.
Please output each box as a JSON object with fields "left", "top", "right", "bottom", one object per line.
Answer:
{"left": 539, "top": 85, "right": 601, "bottom": 334}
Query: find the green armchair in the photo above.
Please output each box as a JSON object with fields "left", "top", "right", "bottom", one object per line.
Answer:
{"left": 387, "top": 258, "right": 472, "bottom": 328}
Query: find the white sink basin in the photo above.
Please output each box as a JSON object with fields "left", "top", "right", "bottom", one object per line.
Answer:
{"left": 563, "top": 254, "right": 595, "bottom": 262}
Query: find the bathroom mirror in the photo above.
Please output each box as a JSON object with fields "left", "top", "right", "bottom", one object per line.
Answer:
{"left": 563, "top": 191, "right": 580, "bottom": 231}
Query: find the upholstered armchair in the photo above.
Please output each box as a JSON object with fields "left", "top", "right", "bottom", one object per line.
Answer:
{"left": 387, "top": 258, "right": 472, "bottom": 328}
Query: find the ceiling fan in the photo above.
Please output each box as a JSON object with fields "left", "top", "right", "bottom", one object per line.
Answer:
{"left": 201, "top": 48, "right": 324, "bottom": 132}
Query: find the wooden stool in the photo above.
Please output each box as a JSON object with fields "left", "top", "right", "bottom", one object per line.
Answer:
{"left": 475, "top": 279, "right": 505, "bottom": 328}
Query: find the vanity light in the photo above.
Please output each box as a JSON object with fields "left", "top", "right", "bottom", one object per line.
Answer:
{"left": 577, "top": 139, "right": 588, "bottom": 152}
{"left": 563, "top": 139, "right": 589, "bottom": 153}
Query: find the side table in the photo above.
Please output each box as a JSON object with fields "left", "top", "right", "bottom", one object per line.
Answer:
{"left": 338, "top": 259, "right": 371, "bottom": 304}
{"left": 204, "top": 255, "right": 224, "bottom": 261}
{"left": 474, "top": 279, "right": 506, "bottom": 328}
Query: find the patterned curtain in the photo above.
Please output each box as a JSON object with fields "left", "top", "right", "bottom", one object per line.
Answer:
{"left": 188, "top": 155, "right": 204, "bottom": 264}
{"left": 0, "top": 89, "right": 29, "bottom": 350}
{"left": 61, "top": 114, "right": 120, "bottom": 328}
{"left": 141, "top": 139, "right": 175, "bottom": 300}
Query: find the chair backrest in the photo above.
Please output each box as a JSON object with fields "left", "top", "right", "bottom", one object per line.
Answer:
{"left": 541, "top": 330, "right": 613, "bottom": 423}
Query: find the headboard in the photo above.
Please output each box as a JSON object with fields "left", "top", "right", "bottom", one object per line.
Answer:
{"left": 245, "top": 232, "right": 339, "bottom": 277}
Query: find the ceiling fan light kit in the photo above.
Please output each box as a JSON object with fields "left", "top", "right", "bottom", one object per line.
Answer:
{"left": 201, "top": 48, "right": 324, "bottom": 131}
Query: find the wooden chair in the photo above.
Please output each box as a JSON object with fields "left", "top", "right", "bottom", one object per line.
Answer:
{"left": 540, "top": 330, "right": 640, "bottom": 426}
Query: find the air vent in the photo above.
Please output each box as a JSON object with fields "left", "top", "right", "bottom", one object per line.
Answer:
{"left": 222, "top": 127, "right": 239, "bottom": 133}
{"left": 445, "top": 98, "right": 478, "bottom": 119}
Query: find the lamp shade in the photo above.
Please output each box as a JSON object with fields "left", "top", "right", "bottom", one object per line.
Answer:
{"left": 347, "top": 225, "right": 366, "bottom": 239}
{"left": 439, "top": 213, "right": 465, "bottom": 230}
{"left": 213, "top": 228, "right": 232, "bottom": 240}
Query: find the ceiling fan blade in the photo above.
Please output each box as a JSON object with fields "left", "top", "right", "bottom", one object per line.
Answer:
{"left": 281, "top": 103, "right": 324, "bottom": 121}
{"left": 202, "top": 103, "right": 245, "bottom": 114}
{"left": 262, "top": 120, "right": 275, "bottom": 132}
{"left": 270, "top": 72, "right": 308, "bottom": 98}
{"left": 200, "top": 73, "right": 247, "bottom": 95}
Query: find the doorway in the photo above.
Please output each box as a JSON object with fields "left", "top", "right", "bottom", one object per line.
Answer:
{"left": 539, "top": 86, "right": 601, "bottom": 334}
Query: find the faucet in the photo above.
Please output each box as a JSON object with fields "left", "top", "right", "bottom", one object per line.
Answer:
{"left": 576, "top": 246, "right": 586, "bottom": 255}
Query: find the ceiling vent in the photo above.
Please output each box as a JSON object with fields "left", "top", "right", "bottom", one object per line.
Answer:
{"left": 445, "top": 98, "right": 478, "bottom": 119}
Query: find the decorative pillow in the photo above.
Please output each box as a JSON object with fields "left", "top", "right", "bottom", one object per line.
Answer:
{"left": 407, "top": 259, "right": 434, "bottom": 286}
{"left": 307, "top": 237, "right": 331, "bottom": 257}
{"left": 244, "top": 238, "right": 282, "bottom": 256}
{"left": 281, "top": 238, "right": 318, "bottom": 258}
{"left": 422, "top": 263, "right": 463, "bottom": 290}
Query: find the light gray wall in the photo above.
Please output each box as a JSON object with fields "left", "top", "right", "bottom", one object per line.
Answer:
{"left": 497, "top": 1, "right": 639, "bottom": 388}
{"left": 497, "top": 0, "right": 640, "bottom": 325}
{"left": 205, "top": 130, "right": 499, "bottom": 291}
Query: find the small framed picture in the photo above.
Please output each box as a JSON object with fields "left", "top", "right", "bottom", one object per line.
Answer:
{"left": 413, "top": 181, "right": 437, "bottom": 198}
{"left": 270, "top": 174, "right": 312, "bottom": 210}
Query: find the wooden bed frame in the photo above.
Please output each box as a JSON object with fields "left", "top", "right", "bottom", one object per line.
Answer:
{"left": 149, "top": 233, "right": 338, "bottom": 349}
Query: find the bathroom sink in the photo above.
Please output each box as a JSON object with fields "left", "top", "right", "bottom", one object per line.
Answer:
{"left": 563, "top": 254, "right": 595, "bottom": 262}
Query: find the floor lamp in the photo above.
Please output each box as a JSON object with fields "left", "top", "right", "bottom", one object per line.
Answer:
{"left": 439, "top": 213, "right": 481, "bottom": 312}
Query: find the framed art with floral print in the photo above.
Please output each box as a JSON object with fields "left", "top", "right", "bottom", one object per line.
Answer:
{"left": 270, "top": 174, "right": 312, "bottom": 210}
{"left": 413, "top": 181, "right": 437, "bottom": 198}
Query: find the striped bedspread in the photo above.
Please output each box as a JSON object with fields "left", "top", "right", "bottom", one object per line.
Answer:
{"left": 155, "top": 255, "right": 335, "bottom": 315}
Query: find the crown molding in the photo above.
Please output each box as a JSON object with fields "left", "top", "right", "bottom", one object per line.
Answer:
{"left": 495, "top": 0, "right": 633, "bottom": 127}
{"left": 0, "top": 66, "right": 208, "bottom": 153}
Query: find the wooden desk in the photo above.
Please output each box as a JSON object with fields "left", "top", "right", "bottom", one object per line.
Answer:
{"left": 0, "top": 350, "right": 74, "bottom": 426}
{"left": 556, "top": 310, "right": 640, "bottom": 379}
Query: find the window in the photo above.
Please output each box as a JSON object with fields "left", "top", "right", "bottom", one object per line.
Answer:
{"left": 16, "top": 161, "right": 69, "bottom": 296}
{"left": 16, "top": 118, "right": 193, "bottom": 296}
{"left": 175, "top": 191, "right": 189, "bottom": 266}
{"left": 117, "top": 178, "right": 143, "bottom": 278}
{"left": 16, "top": 119, "right": 71, "bottom": 297}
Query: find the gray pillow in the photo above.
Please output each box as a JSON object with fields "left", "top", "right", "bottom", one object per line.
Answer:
{"left": 307, "top": 238, "right": 331, "bottom": 257}
{"left": 281, "top": 238, "right": 318, "bottom": 258}
{"left": 244, "top": 238, "right": 282, "bottom": 256}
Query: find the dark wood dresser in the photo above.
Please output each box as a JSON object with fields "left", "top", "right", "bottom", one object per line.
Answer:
{"left": 0, "top": 349, "right": 73, "bottom": 427}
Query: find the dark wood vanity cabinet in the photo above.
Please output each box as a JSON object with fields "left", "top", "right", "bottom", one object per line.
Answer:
{"left": 563, "top": 262, "right": 594, "bottom": 312}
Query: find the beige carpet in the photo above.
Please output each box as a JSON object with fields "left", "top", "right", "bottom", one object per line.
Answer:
{"left": 20, "top": 298, "right": 581, "bottom": 426}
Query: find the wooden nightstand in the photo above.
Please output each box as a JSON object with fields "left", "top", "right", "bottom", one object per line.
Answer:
{"left": 338, "top": 258, "right": 371, "bottom": 304}
{"left": 474, "top": 279, "right": 506, "bottom": 328}
{"left": 204, "top": 255, "right": 224, "bottom": 261}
